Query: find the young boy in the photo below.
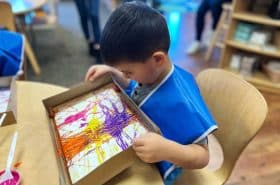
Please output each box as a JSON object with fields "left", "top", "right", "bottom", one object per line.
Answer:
{"left": 85, "top": 1, "right": 217, "bottom": 184}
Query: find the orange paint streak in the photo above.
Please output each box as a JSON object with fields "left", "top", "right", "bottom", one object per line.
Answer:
{"left": 61, "top": 129, "right": 112, "bottom": 162}
{"left": 61, "top": 132, "right": 89, "bottom": 161}
{"left": 14, "top": 162, "right": 22, "bottom": 168}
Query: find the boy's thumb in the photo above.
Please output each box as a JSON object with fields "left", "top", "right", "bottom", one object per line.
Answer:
{"left": 133, "top": 137, "right": 145, "bottom": 146}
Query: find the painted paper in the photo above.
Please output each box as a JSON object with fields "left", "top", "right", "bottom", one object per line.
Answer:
{"left": 0, "top": 88, "right": 11, "bottom": 113}
{"left": 53, "top": 85, "right": 148, "bottom": 183}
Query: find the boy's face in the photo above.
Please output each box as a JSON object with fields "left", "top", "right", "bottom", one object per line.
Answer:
{"left": 114, "top": 57, "right": 163, "bottom": 85}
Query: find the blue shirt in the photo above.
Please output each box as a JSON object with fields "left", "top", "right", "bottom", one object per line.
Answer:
{"left": 125, "top": 64, "right": 217, "bottom": 184}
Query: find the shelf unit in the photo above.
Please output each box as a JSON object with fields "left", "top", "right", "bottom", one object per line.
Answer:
{"left": 220, "top": 0, "right": 280, "bottom": 95}
{"left": 226, "top": 40, "right": 280, "bottom": 58}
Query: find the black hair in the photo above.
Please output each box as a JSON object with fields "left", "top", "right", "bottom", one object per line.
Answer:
{"left": 100, "top": 1, "right": 170, "bottom": 65}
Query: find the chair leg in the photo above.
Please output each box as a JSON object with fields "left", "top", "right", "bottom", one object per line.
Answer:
{"left": 205, "top": 11, "right": 227, "bottom": 61}
{"left": 24, "top": 37, "right": 41, "bottom": 75}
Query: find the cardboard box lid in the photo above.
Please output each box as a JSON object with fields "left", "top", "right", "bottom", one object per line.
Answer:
{"left": 43, "top": 74, "right": 160, "bottom": 185}
{"left": 0, "top": 76, "right": 17, "bottom": 126}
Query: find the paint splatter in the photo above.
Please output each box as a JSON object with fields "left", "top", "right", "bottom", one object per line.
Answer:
{"left": 0, "top": 88, "right": 10, "bottom": 113}
{"left": 14, "top": 162, "right": 22, "bottom": 168}
{"left": 53, "top": 86, "right": 148, "bottom": 184}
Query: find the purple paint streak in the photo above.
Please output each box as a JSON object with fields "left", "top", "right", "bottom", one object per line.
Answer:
{"left": 99, "top": 99, "right": 134, "bottom": 150}
{"left": 79, "top": 122, "right": 88, "bottom": 128}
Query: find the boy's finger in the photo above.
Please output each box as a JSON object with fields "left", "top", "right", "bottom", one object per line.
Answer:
{"left": 85, "top": 68, "right": 96, "bottom": 81}
{"left": 89, "top": 75, "right": 97, "bottom": 82}
{"left": 135, "top": 151, "right": 142, "bottom": 158}
{"left": 132, "top": 144, "right": 144, "bottom": 151}
{"left": 87, "top": 72, "right": 98, "bottom": 82}
{"left": 133, "top": 138, "right": 145, "bottom": 146}
{"left": 85, "top": 72, "right": 92, "bottom": 81}
{"left": 135, "top": 150, "right": 145, "bottom": 157}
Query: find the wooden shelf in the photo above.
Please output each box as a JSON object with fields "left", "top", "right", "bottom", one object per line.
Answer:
{"left": 225, "top": 68, "right": 280, "bottom": 94}
{"left": 233, "top": 12, "right": 280, "bottom": 27}
{"left": 226, "top": 40, "right": 280, "bottom": 58}
{"left": 220, "top": 0, "right": 280, "bottom": 95}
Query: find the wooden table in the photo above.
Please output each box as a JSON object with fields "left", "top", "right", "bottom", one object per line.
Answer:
{"left": 0, "top": 81, "right": 163, "bottom": 185}
{"left": 9, "top": 0, "right": 46, "bottom": 15}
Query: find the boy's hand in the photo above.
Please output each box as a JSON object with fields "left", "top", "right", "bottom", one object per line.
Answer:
{"left": 85, "top": 65, "right": 114, "bottom": 82}
{"left": 133, "top": 132, "right": 168, "bottom": 163}
{"left": 85, "top": 64, "right": 130, "bottom": 88}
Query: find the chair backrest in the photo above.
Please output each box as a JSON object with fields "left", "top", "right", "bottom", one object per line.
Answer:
{"left": 0, "top": 1, "right": 16, "bottom": 31}
{"left": 196, "top": 69, "right": 268, "bottom": 180}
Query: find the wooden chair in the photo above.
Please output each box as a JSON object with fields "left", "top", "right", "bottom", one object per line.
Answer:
{"left": 0, "top": 0, "right": 41, "bottom": 75}
{"left": 205, "top": 3, "right": 232, "bottom": 61}
{"left": 175, "top": 69, "right": 268, "bottom": 185}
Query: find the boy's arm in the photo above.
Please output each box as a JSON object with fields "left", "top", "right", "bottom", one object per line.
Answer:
{"left": 164, "top": 138, "right": 209, "bottom": 169}
{"left": 133, "top": 132, "right": 209, "bottom": 169}
{"left": 85, "top": 64, "right": 130, "bottom": 89}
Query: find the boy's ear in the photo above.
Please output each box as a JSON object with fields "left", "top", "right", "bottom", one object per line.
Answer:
{"left": 152, "top": 51, "right": 166, "bottom": 66}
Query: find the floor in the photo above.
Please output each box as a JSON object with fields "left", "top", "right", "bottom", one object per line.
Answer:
{"left": 28, "top": 1, "right": 280, "bottom": 184}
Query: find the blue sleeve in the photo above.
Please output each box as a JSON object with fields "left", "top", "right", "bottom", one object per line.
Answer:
{"left": 0, "top": 30, "right": 24, "bottom": 76}
{"left": 164, "top": 167, "right": 183, "bottom": 185}
{"left": 124, "top": 80, "right": 137, "bottom": 97}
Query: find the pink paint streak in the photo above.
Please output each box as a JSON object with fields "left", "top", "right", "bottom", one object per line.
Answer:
{"left": 58, "top": 109, "right": 88, "bottom": 128}
{"left": 58, "top": 104, "right": 92, "bottom": 128}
